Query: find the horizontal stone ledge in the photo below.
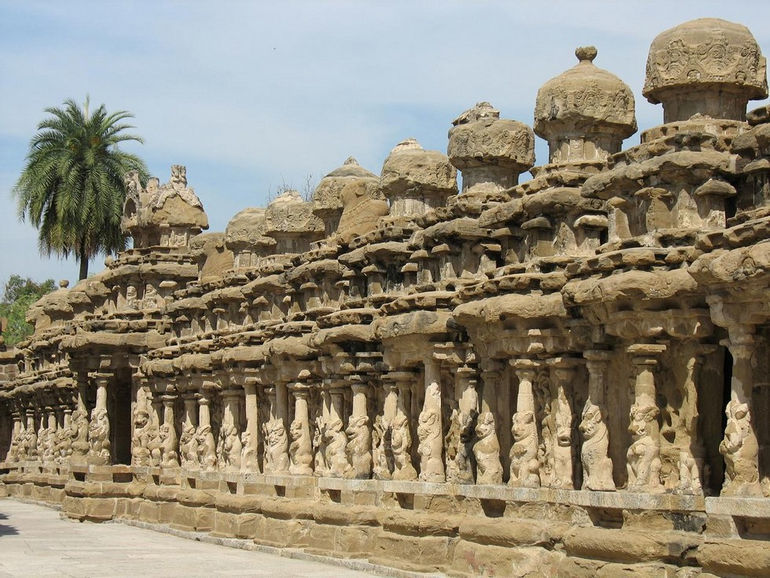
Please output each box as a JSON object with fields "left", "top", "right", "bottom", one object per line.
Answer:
{"left": 319, "top": 478, "right": 706, "bottom": 511}
{"left": 705, "top": 497, "right": 770, "bottom": 519}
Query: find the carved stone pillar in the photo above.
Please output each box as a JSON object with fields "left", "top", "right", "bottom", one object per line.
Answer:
{"left": 24, "top": 409, "right": 37, "bottom": 460}
{"left": 345, "top": 380, "right": 371, "bottom": 479}
{"left": 720, "top": 326, "right": 761, "bottom": 496}
{"left": 446, "top": 367, "right": 478, "bottom": 484}
{"left": 581, "top": 350, "right": 615, "bottom": 491}
{"left": 474, "top": 361, "right": 504, "bottom": 485}
{"left": 263, "top": 386, "right": 289, "bottom": 474}
{"left": 626, "top": 344, "right": 666, "bottom": 493}
{"left": 160, "top": 395, "right": 179, "bottom": 468}
{"left": 289, "top": 385, "right": 313, "bottom": 475}
{"left": 241, "top": 379, "right": 260, "bottom": 472}
{"left": 219, "top": 389, "right": 242, "bottom": 471}
{"left": 418, "top": 358, "right": 444, "bottom": 482}
{"left": 69, "top": 375, "right": 90, "bottom": 465}
{"left": 389, "top": 372, "right": 417, "bottom": 481}
{"left": 196, "top": 388, "right": 217, "bottom": 472}
{"left": 549, "top": 359, "right": 579, "bottom": 489}
{"left": 44, "top": 407, "right": 57, "bottom": 465}
{"left": 149, "top": 393, "right": 163, "bottom": 467}
{"left": 179, "top": 393, "right": 199, "bottom": 469}
{"left": 314, "top": 388, "right": 330, "bottom": 476}
{"left": 509, "top": 360, "right": 540, "bottom": 488}
{"left": 87, "top": 374, "right": 111, "bottom": 465}
{"left": 673, "top": 347, "right": 713, "bottom": 495}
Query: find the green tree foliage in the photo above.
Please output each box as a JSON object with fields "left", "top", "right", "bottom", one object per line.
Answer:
{"left": 0, "top": 275, "right": 55, "bottom": 347}
{"left": 13, "top": 97, "right": 148, "bottom": 280}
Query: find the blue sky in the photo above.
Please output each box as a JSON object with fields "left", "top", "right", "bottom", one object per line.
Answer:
{"left": 2, "top": 1, "right": 769, "bottom": 287}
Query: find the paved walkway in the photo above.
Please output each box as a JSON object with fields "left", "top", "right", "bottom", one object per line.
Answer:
{"left": 0, "top": 499, "right": 376, "bottom": 577}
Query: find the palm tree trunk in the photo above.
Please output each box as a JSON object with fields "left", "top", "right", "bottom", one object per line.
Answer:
{"left": 78, "top": 240, "right": 89, "bottom": 280}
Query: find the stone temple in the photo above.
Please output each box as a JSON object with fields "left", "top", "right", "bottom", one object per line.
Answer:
{"left": 2, "top": 18, "right": 770, "bottom": 576}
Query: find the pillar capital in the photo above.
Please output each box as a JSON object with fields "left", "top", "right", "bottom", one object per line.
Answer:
{"left": 627, "top": 343, "right": 667, "bottom": 366}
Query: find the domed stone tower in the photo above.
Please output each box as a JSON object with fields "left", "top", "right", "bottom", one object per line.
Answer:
{"left": 644, "top": 18, "right": 767, "bottom": 123}
{"left": 264, "top": 190, "right": 324, "bottom": 254}
{"left": 224, "top": 207, "right": 276, "bottom": 269}
{"left": 311, "top": 157, "right": 380, "bottom": 236}
{"left": 447, "top": 102, "right": 535, "bottom": 195}
{"left": 380, "top": 138, "right": 457, "bottom": 218}
{"left": 534, "top": 46, "right": 637, "bottom": 164}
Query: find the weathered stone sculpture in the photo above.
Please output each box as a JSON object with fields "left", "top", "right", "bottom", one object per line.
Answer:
{"left": 87, "top": 408, "right": 110, "bottom": 465}
{"left": 579, "top": 401, "right": 615, "bottom": 491}
{"left": 474, "top": 411, "right": 503, "bottom": 485}
{"left": 131, "top": 409, "right": 153, "bottom": 467}
{"left": 391, "top": 412, "right": 417, "bottom": 481}
{"left": 289, "top": 417, "right": 313, "bottom": 475}
{"left": 417, "top": 382, "right": 444, "bottom": 482}
{"left": 626, "top": 403, "right": 663, "bottom": 493}
{"left": 264, "top": 418, "right": 289, "bottom": 474}
{"left": 344, "top": 414, "right": 371, "bottom": 479}
{"left": 445, "top": 408, "right": 476, "bottom": 484}
{"left": 509, "top": 411, "right": 540, "bottom": 488}
{"left": 720, "top": 399, "right": 761, "bottom": 496}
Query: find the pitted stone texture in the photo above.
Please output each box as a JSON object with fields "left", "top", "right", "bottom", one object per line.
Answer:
{"left": 448, "top": 102, "right": 535, "bottom": 194}
{"left": 380, "top": 138, "right": 457, "bottom": 218}
{"left": 644, "top": 18, "right": 768, "bottom": 122}
{"left": 312, "top": 157, "right": 381, "bottom": 235}
{"left": 535, "top": 47, "right": 637, "bottom": 164}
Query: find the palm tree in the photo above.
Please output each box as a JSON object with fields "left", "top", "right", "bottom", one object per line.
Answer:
{"left": 13, "top": 97, "right": 148, "bottom": 280}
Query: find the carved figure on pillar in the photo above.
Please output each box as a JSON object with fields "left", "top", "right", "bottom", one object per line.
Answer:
{"left": 218, "top": 422, "right": 241, "bottom": 471}
{"left": 391, "top": 413, "right": 417, "bottom": 480}
{"left": 579, "top": 401, "right": 615, "bottom": 491}
{"left": 195, "top": 424, "right": 217, "bottom": 471}
{"left": 87, "top": 408, "right": 111, "bottom": 465}
{"left": 241, "top": 430, "right": 257, "bottom": 472}
{"left": 289, "top": 417, "right": 313, "bottom": 475}
{"left": 179, "top": 421, "right": 198, "bottom": 468}
{"left": 69, "top": 409, "right": 89, "bottom": 462}
{"left": 626, "top": 403, "right": 663, "bottom": 492}
{"left": 445, "top": 408, "right": 477, "bottom": 484}
{"left": 313, "top": 414, "right": 328, "bottom": 476}
{"left": 264, "top": 417, "right": 289, "bottom": 473}
{"left": 160, "top": 422, "right": 180, "bottom": 467}
{"left": 344, "top": 414, "right": 371, "bottom": 479}
{"left": 417, "top": 382, "right": 444, "bottom": 482}
{"left": 325, "top": 418, "right": 349, "bottom": 477}
{"left": 473, "top": 411, "right": 503, "bottom": 485}
{"left": 509, "top": 410, "right": 540, "bottom": 488}
{"left": 720, "top": 399, "right": 761, "bottom": 496}
{"left": 131, "top": 409, "right": 153, "bottom": 466}
{"left": 371, "top": 414, "right": 391, "bottom": 480}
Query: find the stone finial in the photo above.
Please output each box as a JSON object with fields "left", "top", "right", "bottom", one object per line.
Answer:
{"left": 59, "top": 280, "right": 69, "bottom": 289}
{"left": 534, "top": 47, "right": 637, "bottom": 164}
{"left": 644, "top": 18, "right": 768, "bottom": 123}
{"left": 380, "top": 139, "right": 457, "bottom": 218}
{"left": 448, "top": 102, "right": 535, "bottom": 194}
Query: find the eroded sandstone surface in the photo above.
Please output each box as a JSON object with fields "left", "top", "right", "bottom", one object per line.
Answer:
{"left": 2, "top": 18, "right": 770, "bottom": 577}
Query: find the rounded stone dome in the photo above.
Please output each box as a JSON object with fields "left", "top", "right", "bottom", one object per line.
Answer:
{"left": 312, "top": 157, "right": 380, "bottom": 236}
{"left": 224, "top": 207, "right": 274, "bottom": 251}
{"left": 534, "top": 47, "right": 637, "bottom": 163}
{"left": 643, "top": 18, "right": 767, "bottom": 122}
{"left": 264, "top": 190, "right": 324, "bottom": 236}
{"left": 380, "top": 138, "right": 457, "bottom": 217}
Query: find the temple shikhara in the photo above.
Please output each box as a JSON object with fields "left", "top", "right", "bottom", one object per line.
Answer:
{"left": 3, "top": 18, "right": 770, "bottom": 576}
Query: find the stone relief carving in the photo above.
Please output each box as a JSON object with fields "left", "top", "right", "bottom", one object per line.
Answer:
{"left": 87, "top": 408, "right": 110, "bottom": 465}
{"left": 473, "top": 411, "right": 503, "bottom": 485}
{"left": 289, "top": 417, "right": 313, "bottom": 475}
{"left": 719, "top": 399, "right": 760, "bottom": 496}
{"left": 195, "top": 424, "right": 217, "bottom": 471}
{"left": 509, "top": 410, "right": 540, "bottom": 488}
{"left": 179, "top": 421, "right": 198, "bottom": 468}
{"left": 445, "top": 408, "right": 476, "bottom": 484}
{"left": 391, "top": 413, "right": 417, "bottom": 481}
{"left": 417, "top": 382, "right": 444, "bottom": 482}
{"left": 371, "top": 414, "right": 391, "bottom": 480}
{"left": 324, "top": 418, "right": 349, "bottom": 478}
{"left": 263, "top": 418, "right": 289, "bottom": 473}
{"left": 626, "top": 403, "right": 663, "bottom": 493}
{"left": 579, "top": 401, "right": 615, "bottom": 491}
{"left": 131, "top": 409, "right": 153, "bottom": 467}
{"left": 344, "top": 414, "right": 371, "bottom": 479}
